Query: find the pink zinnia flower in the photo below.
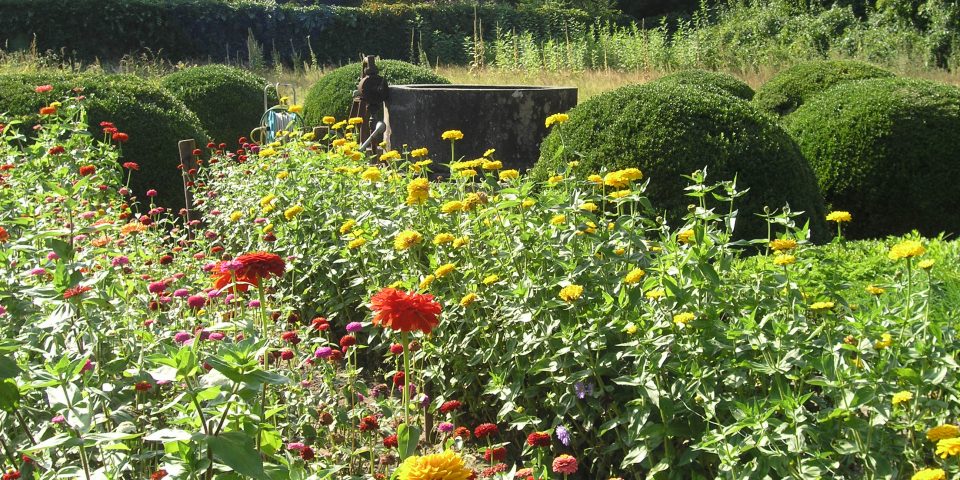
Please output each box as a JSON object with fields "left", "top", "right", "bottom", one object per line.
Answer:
{"left": 552, "top": 455, "right": 578, "bottom": 475}
{"left": 173, "top": 331, "right": 192, "bottom": 344}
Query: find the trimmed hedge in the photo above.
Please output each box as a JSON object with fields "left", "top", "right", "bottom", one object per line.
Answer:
{"left": 0, "top": 0, "right": 592, "bottom": 67}
{"left": 651, "top": 69, "right": 755, "bottom": 100}
{"left": 533, "top": 82, "right": 828, "bottom": 240}
{"left": 303, "top": 59, "right": 449, "bottom": 126}
{"left": 784, "top": 78, "right": 960, "bottom": 238}
{"left": 0, "top": 73, "right": 208, "bottom": 210}
{"left": 753, "top": 60, "right": 894, "bottom": 116}
{"left": 161, "top": 65, "right": 274, "bottom": 145}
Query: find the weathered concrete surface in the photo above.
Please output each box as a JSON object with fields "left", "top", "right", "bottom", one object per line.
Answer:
{"left": 384, "top": 85, "right": 577, "bottom": 173}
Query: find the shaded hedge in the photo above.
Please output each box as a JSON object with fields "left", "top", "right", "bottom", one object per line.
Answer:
{"left": 533, "top": 82, "right": 828, "bottom": 240}
{"left": 650, "top": 69, "right": 755, "bottom": 100}
{"left": 0, "top": 73, "right": 208, "bottom": 210}
{"left": 303, "top": 59, "right": 449, "bottom": 126}
{"left": 0, "top": 0, "right": 591, "bottom": 67}
{"left": 753, "top": 60, "right": 894, "bottom": 116}
{"left": 161, "top": 65, "right": 274, "bottom": 145}
{"left": 784, "top": 78, "right": 960, "bottom": 238}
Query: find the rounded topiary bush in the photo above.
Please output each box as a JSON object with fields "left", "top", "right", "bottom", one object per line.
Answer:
{"left": 651, "top": 69, "right": 755, "bottom": 100}
{"left": 533, "top": 82, "right": 827, "bottom": 240}
{"left": 784, "top": 78, "right": 960, "bottom": 238}
{"left": 161, "top": 64, "right": 272, "bottom": 145}
{"left": 753, "top": 60, "right": 894, "bottom": 116}
{"left": 0, "top": 72, "right": 208, "bottom": 210}
{"left": 303, "top": 59, "right": 450, "bottom": 127}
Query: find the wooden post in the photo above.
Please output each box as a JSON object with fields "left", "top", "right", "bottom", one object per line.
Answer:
{"left": 178, "top": 139, "right": 196, "bottom": 239}
{"left": 312, "top": 126, "right": 328, "bottom": 139}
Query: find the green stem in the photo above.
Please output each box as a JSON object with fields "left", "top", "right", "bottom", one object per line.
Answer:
{"left": 402, "top": 331, "right": 411, "bottom": 427}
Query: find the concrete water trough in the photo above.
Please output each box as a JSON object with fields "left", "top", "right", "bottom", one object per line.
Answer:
{"left": 384, "top": 84, "right": 578, "bottom": 173}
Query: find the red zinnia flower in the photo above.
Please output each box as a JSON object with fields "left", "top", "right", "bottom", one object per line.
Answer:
{"left": 453, "top": 426, "right": 471, "bottom": 440}
{"left": 63, "top": 285, "right": 92, "bottom": 299}
{"left": 149, "top": 469, "right": 168, "bottom": 480}
{"left": 79, "top": 165, "right": 96, "bottom": 176}
{"left": 474, "top": 423, "right": 498, "bottom": 439}
{"left": 439, "top": 400, "right": 462, "bottom": 414}
{"left": 122, "top": 162, "right": 140, "bottom": 170}
{"left": 328, "top": 349, "right": 344, "bottom": 362}
{"left": 112, "top": 132, "right": 129, "bottom": 143}
{"left": 39, "top": 106, "right": 56, "bottom": 115}
{"left": 48, "top": 146, "right": 65, "bottom": 155}
{"left": 484, "top": 447, "right": 507, "bottom": 462}
{"left": 481, "top": 464, "right": 507, "bottom": 477}
{"left": 389, "top": 343, "right": 404, "bottom": 355}
{"left": 212, "top": 251, "right": 285, "bottom": 292}
{"left": 99, "top": 121, "right": 115, "bottom": 128}
{"left": 134, "top": 380, "right": 152, "bottom": 392}
{"left": 281, "top": 331, "right": 301, "bottom": 344}
{"left": 311, "top": 317, "right": 329, "bottom": 331}
{"left": 359, "top": 415, "right": 379, "bottom": 432}
{"left": 280, "top": 349, "right": 294, "bottom": 360}
{"left": 340, "top": 335, "right": 356, "bottom": 349}
{"left": 35, "top": 84, "right": 53, "bottom": 93}
{"left": 0, "top": 227, "right": 7, "bottom": 243}
{"left": 369, "top": 288, "right": 441, "bottom": 333}
{"left": 552, "top": 455, "right": 578, "bottom": 475}
{"left": 393, "top": 371, "right": 405, "bottom": 387}
{"left": 527, "top": 431, "right": 551, "bottom": 447}
{"left": 300, "top": 446, "right": 315, "bottom": 461}
{"left": 383, "top": 434, "right": 398, "bottom": 448}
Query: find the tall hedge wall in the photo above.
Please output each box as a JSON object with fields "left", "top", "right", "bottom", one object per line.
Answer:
{"left": 0, "top": 0, "right": 592, "bottom": 66}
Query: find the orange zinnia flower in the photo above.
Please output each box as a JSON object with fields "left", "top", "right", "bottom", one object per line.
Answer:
{"left": 370, "top": 288, "right": 441, "bottom": 333}
{"left": 212, "top": 252, "right": 285, "bottom": 292}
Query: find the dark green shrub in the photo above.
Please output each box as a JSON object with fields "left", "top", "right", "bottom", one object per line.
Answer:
{"left": 753, "top": 60, "right": 894, "bottom": 116}
{"left": 161, "top": 65, "right": 273, "bottom": 145}
{"left": 651, "top": 69, "right": 755, "bottom": 100}
{"left": 533, "top": 82, "right": 828, "bottom": 240}
{"left": 784, "top": 78, "right": 960, "bottom": 238}
{"left": 0, "top": 73, "right": 208, "bottom": 210}
{"left": 303, "top": 60, "right": 449, "bottom": 127}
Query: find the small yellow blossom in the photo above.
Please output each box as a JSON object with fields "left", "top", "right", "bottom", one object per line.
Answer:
{"left": 624, "top": 324, "right": 638, "bottom": 335}
{"left": 550, "top": 214, "right": 566, "bottom": 225}
{"left": 918, "top": 259, "right": 935, "bottom": 270}
{"left": 609, "top": 189, "right": 632, "bottom": 199}
{"left": 545, "top": 113, "right": 569, "bottom": 128}
{"left": 673, "top": 312, "right": 695, "bottom": 325}
{"left": 587, "top": 174, "right": 603, "bottom": 185}
{"left": 889, "top": 240, "right": 925, "bottom": 260}
{"left": 406, "top": 178, "right": 430, "bottom": 206}
{"left": 277, "top": 171, "right": 289, "bottom": 180}
{"left": 483, "top": 148, "right": 495, "bottom": 157}
{"left": 435, "top": 263, "right": 455, "bottom": 278}
{"left": 322, "top": 116, "right": 336, "bottom": 125}
{"left": 288, "top": 104, "right": 303, "bottom": 114}
{"left": 645, "top": 289, "right": 666, "bottom": 300}
{"left": 394, "top": 230, "right": 423, "bottom": 251}
{"left": 499, "top": 169, "right": 519, "bottom": 181}
{"left": 229, "top": 211, "right": 243, "bottom": 222}
{"left": 773, "top": 254, "right": 796, "bottom": 266}
{"left": 481, "top": 160, "right": 502, "bottom": 170}
{"left": 865, "top": 285, "right": 885, "bottom": 295}
{"left": 441, "top": 130, "right": 464, "bottom": 141}
{"left": 521, "top": 198, "right": 537, "bottom": 209}
{"left": 348, "top": 238, "right": 366, "bottom": 249}
{"left": 380, "top": 150, "right": 401, "bottom": 162}
{"left": 937, "top": 438, "right": 960, "bottom": 458}
{"left": 547, "top": 175, "right": 564, "bottom": 186}
{"left": 559, "top": 284, "right": 584, "bottom": 302}
{"left": 348, "top": 117, "right": 363, "bottom": 125}
{"left": 769, "top": 238, "right": 798, "bottom": 252}
{"left": 580, "top": 202, "right": 599, "bottom": 212}
{"left": 460, "top": 293, "right": 478, "bottom": 307}
{"left": 457, "top": 169, "right": 477, "bottom": 178}
{"left": 927, "top": 425, "right": 960, "bottom": 442}
{"left": 452, "top": 236, "right": 469, "bottom": 248}
{"left": 283, "top": 205, "right": 304, "bottom": 221}
{"left": 624, "top": 268, "right": 646, "bottom": 285}
{"left": 410, "top": 147, "right": 429, "bottom": 158}
{"left": 441, "top": 201, "right": 464, "bottom": 214}
{"left": 361, "top": 167, "right": 382, "bottom": 182}
{"left": 826, "top": 211, "right": 852, "bottom": 223}
{"left": 809, "top": 301, "right": 835, "bottom": 312}
{"left": 418, "top": 275, "right": 436, "bottom": 290}
{"left": 875, "top": 333, "right": 893, "bottom": 350}
{"left": 677, "top": 229, "right": 695, "bottom": 244}
{"left": 482, "top": 274, "right": 500, "bottom": 285}
{"left": 892, "top": 390, "right": 914, "bottom": 406}
{"left": 911, "top": 468, "right": 946, "bottom": 480}
{"left": 340, "top": 219, "right": 357, "bottom": 235}
{"left": 433, "top": 233, "right": 455, "bottom": 245}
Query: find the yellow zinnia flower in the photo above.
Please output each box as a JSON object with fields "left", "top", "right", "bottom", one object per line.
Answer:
{"left": 892, "top": 390, "right": 914, "bottom": 406}
{"left": 418, "top": 275, "right": 436, "bottom": 291}
{"left": 624, "top": 268, "right": 645, "bottom": 285}
{"left": 481, "top": 160, "right": 502, "bottom": 170}
{"left": 673, "top": 312, "right": 695, "bottom": 325}
{"left": 580, "top": 202, "right": 599, "bottom": 212}
{"left": 865, "top": 285, "right": 885, "bottom": 295}
{"left": 441, "top": 201, "right": 464, "bottom": 214}
{"left": 410, "top": 147, "right": 428, "bottom": 158}
{"left": 547, "top": 175, "right": 564, "bottom": 186}
{"left": 927, "top": 425, "right": 960, "bottom": 442}
{"left": 826, "top": 211, "right": 852, "bottom": 223}
{"left": 288, "top": 104, "right": 303, "bottom": 114}
{"left": 277, "top": 171, "right": 289, "bottom": 180}
{"left": 773, "top": 254, "right": 796, "bottom": 266}
{"left": 809, "top": 301, "right": 835, "bottom": 312}
{"left": 587, "top": 174, "right": 603, "bottom": 185}
{"left": 348, "top": 238, "right": 366, "bottom": 249}
{"left": 394, "top": 230, "right": 423, "bottom": 251}
{"left": 229, "top": 211, "right": 243, "bottom": 222}
{"left": 361, "top": 167, "right": 382, "bottom": 182}
{"left": 441, "top": 130, "right": 464, "bottom": 141}
{"left": 677, "top": 229, "right": 695, "bottom": 244}
{"left": 283, "top": 205, "right": 304, "bottom": 221}
{"left": 550, "top": 214, "right": 566, "bottom": 225}
{"left": 380, "top": 150, "right": 401, "bottom": 162}
{"left": 348, "top": 117, "right": 363, "bottom": 125}
{"left": 918, "top": 259, "right": 935, "bottom": 270}
{"left": 609, "top": 189, "right": 632, "bottom": 199}
{"left": 875, "top": 333, "right": 893, "bottom": 350}
{"left": 936, "top": 438, "right": 960, "bottom": 458}
{"left": 769, "top": 238, "right": 798, "bottom": 252}
{"left": 452, "top": 237, "right": 469, "bottom": 248}
{"left": 645, "top": 288, "right": 666, "bottom": 300}
{"left": 604, "top": 170, "right": 630, "bottom": 188}
{"left": 322, "top": 116, "right": 336, "bottom": 125}
{"left": 499, "top": 169, "right": 519, "bottom": 181}
{"left": 434, "top": 263, "right": 455, "bottom": 278}
{"left": 406, "top": 178, "right": 430, "bottom": 206}
{"left": 395, "top": 450, "right": 472, "bottom": 480}
{"left": 521, "top": 198, "right": 536, "bottom": 209}
{"left": 340, "top": 219, "right": 357, "bottom": 235}
{"left": 460, "top": 293, "right": 478, "bottom": 307}
{"left": 889, "top": 240, "right": 925, "bottom": 260}
{"left": 559, "top": 284, "right": 584, "bottom": 302}
{"left": 545, "top": 113, "right": 569, "bottom": 128}
{"left": 911, "top": 468, "right": 946, "bottom": 480}
{"left": 482, "top": 274, "right": 499, "bottom": 285}
{"left": 433, "top": 233, "right": 455, "bottom": 245}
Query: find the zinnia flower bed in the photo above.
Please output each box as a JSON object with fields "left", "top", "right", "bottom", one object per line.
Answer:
{"left": 0, "top": 84, "right": 959, "bottom": 480}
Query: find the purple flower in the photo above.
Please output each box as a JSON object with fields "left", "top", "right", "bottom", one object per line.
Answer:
{"left": 223, "top": 294, "right": 235, "bottom": 304}
{"left": 208, "top": 332, "right": 225, "bottom": 341}
{"left": 420, "top": 394, "right": 431, "bottom": 408}
{"left": 46, "top": 252, "right": 60, "bottom": 260}
{"left": 438, "top": 422, "right": 454, "bottom": 433}
{"left": 556, "top": 425, "right": 571, "bottom": 446}
{"left": 248, "top": 300, "right": 261, "bottom": 308}
{"left": 0, "top": 305, "right": 6, "bottom": 316}
{"left": 146, "top": 189, "right": 157, "bottom": 197}
{"left": 159, "top": 296, "right": 172, "bottom": 304}
{"left": 173, "top": 331, "right": 192, "bottom": 344}
{"left": 345, "top": 321, "right": 363, "bottom": 333}
{"left": 207, "top": 289, "right": 221, "bottom": 298}
{"left": 29, "top": 267, "right": 47, "bottom": 276}
{"left": 218, "top": 260, "right": 243, "bottom": 273}
{"left": 314, "top": 347, "right": 333, "bottom": 358}
{"left": 81, "top": 359, "right": 94, "bottom": 372}
{"left": 51, "top": 415, "right": 66, "bottom": 425}
{"left": 111, "top": 256, "right": 129, "bottom": 267}
{"left": 187, "top": 295, "right": 206, "bottom": 309}
{"left": 173, "top": 288, "right": 189, "bottom": 298}
{"left": 286, "top": 442, "right": 306, "bottom": 451}
{"left": 147, "top": 281, "right": 167, "bottom": 294}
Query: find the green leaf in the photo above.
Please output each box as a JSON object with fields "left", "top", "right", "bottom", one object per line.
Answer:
{"left": 145, "top": 429, "right": 193, "bottom": 443}
{"left": 207, "top": 432, "right": 268, "bottom": 479}
{"left": 396, "top": 423, "right": 420, "bottom": 460}
{"left": 0, "top": 379, "right": 20, "bottom": 411}
{"left": 0, "top": 356, "right": 20, "bottom": 380}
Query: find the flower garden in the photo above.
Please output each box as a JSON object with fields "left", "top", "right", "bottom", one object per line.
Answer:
{"left": 1, "top": 80, "right": 960, "bottom": 480}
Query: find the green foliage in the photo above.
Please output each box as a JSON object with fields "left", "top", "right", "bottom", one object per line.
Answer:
{"left": 302, "top": 59, "right": 449, "bottom": 126}
{"left": 651, "top": 69, "right": 755, "bottom": 100}
{"left": 0, "top": 72, "right": 208, "bottom": 210}
{"left": 161, "top": 65, "right": 273, "bottom": 145}
{"left": 533, "top": 82, "right": 827, "bottom": 240}
{"left": 0, "top": 0, "right": 591, "bottom": 67}
{"left": 753, "top": 60, "right": 895, "bottom": 116}
{"left": 784, "top": 77, "right": 960, "bottom": 238}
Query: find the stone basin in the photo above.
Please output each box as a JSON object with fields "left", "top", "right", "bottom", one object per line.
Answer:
{"left": 384, "top": 84, "right": 578, "bottom": 173}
